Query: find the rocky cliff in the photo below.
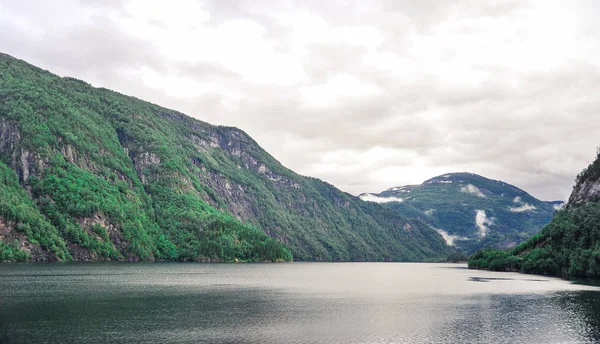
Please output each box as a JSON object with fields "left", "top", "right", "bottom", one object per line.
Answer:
{"left": 0, "top": 53, "right": 452, "bottom": 262}
{"left": 568, "top": 149, "right": 600, "bottom": 207}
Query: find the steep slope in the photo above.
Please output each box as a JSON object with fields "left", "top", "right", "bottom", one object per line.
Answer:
{"left": 469, "top": 150, "right": 600, "bottom": 277}
{"left": 0, "top": 53, "right": 452, "bottom": 262}
{"left": 360, "top": 173, "right": 561, "bottom": 253}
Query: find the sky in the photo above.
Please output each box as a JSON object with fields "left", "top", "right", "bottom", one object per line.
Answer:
{"left": 1, "top": 0, "right": 599, "bottom": 201}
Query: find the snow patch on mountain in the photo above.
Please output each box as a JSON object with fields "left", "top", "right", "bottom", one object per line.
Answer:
{"left": 386, "top": 185, "right": 415, "bottom": 193}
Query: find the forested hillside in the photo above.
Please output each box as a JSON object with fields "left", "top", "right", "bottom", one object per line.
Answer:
{"left": 361, "top": 173, "right": 561, "bottom": 253}
{"left": 0, "top": 53, "right": 452, "bottom": 262}
{"left": 469, "top": 150, "right": 600, "bottom": 277}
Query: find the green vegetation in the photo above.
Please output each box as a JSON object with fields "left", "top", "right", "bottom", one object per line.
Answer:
{"left": 468, "top": 248, "right": 523, "bottom": 272}
{"left": 0, "top": 53, "right": 292, "bottom": 262}
{"left": 0, "top": 241, "right": 28, "bottom": 262}
{"left": 0, "top": 160, "right": 70, "bottom": 261}
{"left": 367, "top": 173, "right": 560, "bottom": 253}
{"left": 468, "top": 151, "right": 600, "bottom": 278}
{"left": 0, "top": 53, "right": 451, "bottom": 262}
{"left": 447, "top": 251, "right": 469, "bottom": 263}
{"left": 469, "top": 203, "right": 600, "bottom": 277}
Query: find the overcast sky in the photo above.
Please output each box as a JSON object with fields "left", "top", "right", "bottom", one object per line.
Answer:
{"left": 2, "top": 0, "right": 600, "bottom": 201}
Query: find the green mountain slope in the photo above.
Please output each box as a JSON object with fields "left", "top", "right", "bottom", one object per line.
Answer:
{"left": 0, "top": 53, "right": 452, "bottom": 262}
{"left": 469, "top": 150, "right": 600, "bottom": 277}
{"left": 360, "top": 173, "right": 562, "bottom": 253}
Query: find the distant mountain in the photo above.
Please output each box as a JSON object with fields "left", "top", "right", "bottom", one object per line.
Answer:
{"left": 0, "top": 53, "right": 452, "bottom": 262}
{"left": 469, "top": 150, "right": 600, "bottom": 277}
{"left": 360, "top": 173, "right": 562, "bottom": 253}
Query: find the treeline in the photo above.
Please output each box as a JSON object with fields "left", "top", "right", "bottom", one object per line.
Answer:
{"left": 447, "top": 251, "right": 469, "bottom": 263}
{"left": 469, "top": 202, "right": 600, "bottom": 277}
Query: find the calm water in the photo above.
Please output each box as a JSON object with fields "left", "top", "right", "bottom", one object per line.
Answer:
{"left": 1, "top": 263, "right": 599, "bottom": 344}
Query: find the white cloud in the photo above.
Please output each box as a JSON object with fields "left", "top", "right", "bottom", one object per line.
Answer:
{"left": 460, "top": 184, "right": 486, "bottom": 198}
{"left": 434, "top": 228, "right": 466, "bottom": 246}
{"left": 508, "top": 204, "right": 536, "bottom": 212}
{"left": 475, "top": 210, "right": 494, "bottom": 237}
{"left": 509, "top": 195, "right": 536, "bottom": 212}
{"left": 2, "top": 0, "right": 599, "bottom": 202}
{"left": 359, "top": 193, "right": 403, "bottom": 204}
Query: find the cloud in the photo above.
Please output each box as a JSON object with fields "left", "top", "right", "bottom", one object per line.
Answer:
{"left": 475, "top": 210, "right": 494, "bottom": 237}
{"left": 359, "top": 193, "right": 403, "bottom": 204}
{"left": 509, "top": 196, "right": 536, "bottom": 212}
{"left": 2, "top": 0, "right": 600, "bottom": 201}
{"left": 509, "top": 204, "right": 536, "bottom": 212}
{"left": 434, "top": 228, "right": 466, "bottom": 246}
{"left": 460, "top": 184, "right": 487, "bottom": 198}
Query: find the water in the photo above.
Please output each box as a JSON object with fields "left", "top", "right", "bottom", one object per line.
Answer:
{"left": 0, "top": 263, "right": 599, "bottom": 344}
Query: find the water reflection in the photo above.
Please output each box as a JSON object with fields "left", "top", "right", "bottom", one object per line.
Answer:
{"left": 0, "top": 263, "right": 598, "bottom": 343}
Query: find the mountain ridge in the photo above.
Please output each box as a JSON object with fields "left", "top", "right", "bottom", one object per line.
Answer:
{"left": 0, "top": 52, "right": 452, "bottom": 262}
{"left": 360, "top": 172, "right": 561, "bottom": 253}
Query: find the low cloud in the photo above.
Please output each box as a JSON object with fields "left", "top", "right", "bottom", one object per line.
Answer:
{"left": 434, "top": 228, "right": 466, "bottom": 246}
{"left": 475, "top": 210, "right": 494, "bottom": 237}
{"left": 359, "top": 193, "right": 403, "bottom": 204}
{"left": 509, "top": 204, "right": 536, "bottom": 212}
{"left": 508, "top": 196, "right": 537, "bottom": 212}
{"left": 460, "top": 184, "right": 486, "bottom": 198}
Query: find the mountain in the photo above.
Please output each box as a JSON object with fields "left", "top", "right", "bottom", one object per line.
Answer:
{"left": 469, "top": 150, "right": 600, "bottom": 277}
{"left": 360, "top": 173, "right": 562, "bottom": 253}
{"left": 0, "top": 53, "right": 452, "bottom": 262}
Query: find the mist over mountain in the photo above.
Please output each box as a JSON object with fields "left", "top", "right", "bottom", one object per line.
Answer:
{"left": 361, "top": 172, "right": 562, "bottom": 253}
{"left": 469, "top": 151, "right": 600, "bottom": 277}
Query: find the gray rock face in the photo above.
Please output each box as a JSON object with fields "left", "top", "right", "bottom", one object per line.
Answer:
{"left": 195, "top": 167, "right": 257, "bottom": 221}
{"left": 130, "top": 151, "right": 161, "bottom": 183}
{"left": 0, "top": 120, "right": 20, "bottom": 155}
{"left": 19, "top": 149, "right": 31, "bottom": 182}
{"left": 568, "top": 176, "right": 600, "bottom": 207}
{"left": 0, "top": 119, "right": 44, "bottom": 183}
{"left": 566, "top": 152, "right": 600, "bottom": 207}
